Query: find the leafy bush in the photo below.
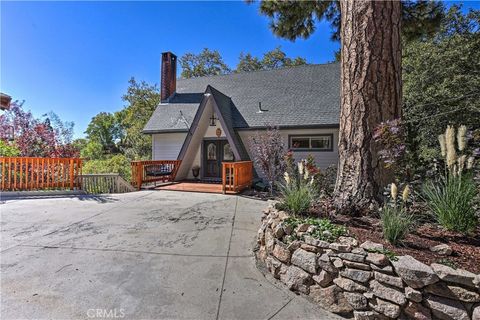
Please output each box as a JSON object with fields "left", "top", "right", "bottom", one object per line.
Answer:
{"left": 423, "top": 173, "right": 477, "bottom": 234}
{"left": 284, "top": 153, "right": 337, "bottom": 197}
{"left": 283, "top": 216, "right": 348, "bottom": 242}
{"left": 83, "top": 154, "right": 131, "bottom": 181}
{"left": 248, "top": 126, "right": 286, "bottom": 194}
{"left": 380, "top": 206, "right": 415, "bottom": 245}
{"left": 0, "top": 140, "right": 20, "bottom": 156}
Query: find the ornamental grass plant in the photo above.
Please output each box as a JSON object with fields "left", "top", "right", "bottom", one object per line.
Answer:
{"left": 423, "top": 173, "right": 477, "bottom": 234}
{"left": 278, "top": 160, "right": 317, "bottom": 216}
{"left": 423, "top": 125, "right": 478, "bottom": 234}
{"left": 380, "top": 206, "right": 415, "bottom": 246}
{"left": 380, "top": 183, "right": 415, "bottom": 245}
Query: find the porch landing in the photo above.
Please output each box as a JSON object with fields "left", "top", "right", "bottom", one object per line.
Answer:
{"left": 155, "top": 181, "right": 238, "bottom": 194}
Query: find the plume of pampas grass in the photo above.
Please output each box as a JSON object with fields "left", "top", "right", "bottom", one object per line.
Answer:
{"left": 402, "top": 185, "right": 410, "bottom": 202}
{"left": 298, "top": 162, "right": 304, "bottom": 176}
{"left": 458, "top": 155, "right": 467, "bottom": 174}
{"left": 284, "top": 172, "right": 290, "bottom": 185}
{"left": 445, "top": 126, "right": 457, "bottom": 168}
{"left": 467, "top": 156, "right": 475, "bottom": 170}
{"left": 391, "top": 183, "right": 398, "bottom": 200}
{"left": 438, "top": 134, "right": 446, "bottom": 158}
{"left": 457, "top": 125, "right": 467, "bottom": 151}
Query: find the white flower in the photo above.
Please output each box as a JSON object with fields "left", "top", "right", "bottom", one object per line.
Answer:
{"left": 304, "top": 169, "right": 309, "bottom": 181}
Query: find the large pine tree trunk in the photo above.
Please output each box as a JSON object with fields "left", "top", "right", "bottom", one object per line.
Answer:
{"left": 334, "top": 0, "right": 402, "bottom": 214}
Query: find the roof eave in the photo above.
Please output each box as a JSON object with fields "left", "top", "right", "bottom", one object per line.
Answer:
{"left": 234, "top": 124, "right": 340, "bottom": 131}
{"left": 142, "top": 129, "right": 189, "bottom": 134}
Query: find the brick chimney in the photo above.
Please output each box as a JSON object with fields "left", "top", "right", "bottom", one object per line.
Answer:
{"left": 161, "top": 52, "right": 177, "bottom": 102}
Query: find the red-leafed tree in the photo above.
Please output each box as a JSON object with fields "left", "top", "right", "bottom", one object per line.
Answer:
{"left": 0, "top": 101, "right": 79, "bottom": 158}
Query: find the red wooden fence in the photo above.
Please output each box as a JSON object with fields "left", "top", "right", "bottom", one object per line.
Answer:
{"left": 131, "top": 160, "right": 181, "bottom": 190}
{"left": 0, "top": 157, "right": 82, "bottom": 191}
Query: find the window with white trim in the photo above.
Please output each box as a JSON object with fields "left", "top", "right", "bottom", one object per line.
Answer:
{"left": 289, "top": 135, "right": 333, "bottom": 151}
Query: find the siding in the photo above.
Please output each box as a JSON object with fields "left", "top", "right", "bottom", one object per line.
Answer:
{"left": 238, "top": 128, "right": 339, "bottom": 178}
{"left": 152, "top": 132, "right": 187, "bottom": 160}
{"left": 152, "top": 127, "right": 339, "bottom": 180}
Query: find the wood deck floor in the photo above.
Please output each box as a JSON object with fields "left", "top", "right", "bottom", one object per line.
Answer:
{"left": 155, "top": 181, "right": 237, "bottom": 194}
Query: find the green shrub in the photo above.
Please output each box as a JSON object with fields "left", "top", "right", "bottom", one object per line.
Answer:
{"left": 83, "top": 154, "right": 131, "bottom": 181}
{"left": 423, "top": 174, "right": 477, "bottom": 234}
{"left": 0, "top": 140, "right": 20, "bottom": 156}
{"left": 380, "top": 206, "right": 414, "bottom": 245}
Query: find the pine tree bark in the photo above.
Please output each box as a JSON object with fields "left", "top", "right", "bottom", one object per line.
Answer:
{"left": 334, "top": 0, "right": 402, "bottom": 214}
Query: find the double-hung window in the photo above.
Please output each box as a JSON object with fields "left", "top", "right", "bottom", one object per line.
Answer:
{"left": 289, "top": 134, "right": 333, "bottom": 151}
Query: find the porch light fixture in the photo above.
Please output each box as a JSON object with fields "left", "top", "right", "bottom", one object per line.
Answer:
{"left": 209, "top": 113, "right": 218, "bottom": 126}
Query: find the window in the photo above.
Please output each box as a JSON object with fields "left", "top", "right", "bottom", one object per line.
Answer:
{"left": 223, "top": 143, "right": 234, "bottom": 161}
{"left": 289, "top": 134, "right": 333, "bottom": 151}
{"left": 207, "top": 143, "right": 217, "bottom": 160}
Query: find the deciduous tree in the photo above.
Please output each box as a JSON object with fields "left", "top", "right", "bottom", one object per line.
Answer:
{"left": 180, "top": 48, "right": 231, "bottom": 78}
{"left": 403, "top": 6, "right": 480, "bottom": 161}
{"left": 117, "top": 78, "right": 161, "bottom": 160}
{"left": 0, "top": 101, "right": 78, "bottom": 158}
{"left": 248, "top": 126, "right": 286, "bottom": 194}
{"left": 84, "top": 112, "right": 122, "bottom": 156}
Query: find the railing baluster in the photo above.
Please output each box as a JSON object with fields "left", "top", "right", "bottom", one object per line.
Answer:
{"left": 0, "top": 157, "right": 82, "bottom": 192}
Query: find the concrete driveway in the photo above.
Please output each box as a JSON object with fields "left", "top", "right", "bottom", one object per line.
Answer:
{"left": 1, "top": 191, "right": 342, "bottom": 320}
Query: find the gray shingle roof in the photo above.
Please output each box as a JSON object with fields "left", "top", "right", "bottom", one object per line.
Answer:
{"left": 143, "top": 63, "right": 340, "bottom": 133}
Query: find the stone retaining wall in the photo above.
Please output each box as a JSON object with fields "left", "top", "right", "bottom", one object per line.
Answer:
{"left": 255, "top": 204, "right": 480, "bottom": 320}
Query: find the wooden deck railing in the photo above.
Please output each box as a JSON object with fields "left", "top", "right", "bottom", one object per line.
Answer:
{"left": 131, "top": 160, "right": 181, "bottom": 190}
{"left": 80, "top": 174, "right": 135, "bottom": 194}
{"left": 222, "top": 161, "right": 253, "bottom": 194}
{"left": 0, "top": 157, "right": 82, "bottom": 191}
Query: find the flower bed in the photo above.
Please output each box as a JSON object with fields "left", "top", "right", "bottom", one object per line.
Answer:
{"left": 255, "top": 204, "right": 480, "bottom": 320}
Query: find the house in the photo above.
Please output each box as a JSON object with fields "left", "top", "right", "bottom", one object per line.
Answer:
{"left": 1, "top": 93, "right": 12, "bottom": 111}
{"left": 142, "top": 52, "right": 340, "bottom": 189}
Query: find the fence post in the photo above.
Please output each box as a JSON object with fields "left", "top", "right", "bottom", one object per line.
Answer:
{"left": 136, "top": 163, "right": 143, "bottom": 191}
{"left": 69, "top": 159, "right": 74, "bottom": 190}
{"left": 222, "top": 163, "right": 226, "bottom": 194}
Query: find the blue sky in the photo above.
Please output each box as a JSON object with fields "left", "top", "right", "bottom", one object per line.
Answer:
{"left": 1, "top": 1, "right": 478, "bottom": 138}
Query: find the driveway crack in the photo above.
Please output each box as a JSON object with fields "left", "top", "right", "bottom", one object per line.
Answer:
{"left": 266, "top": 298, "right": 293, "bottom": 320}
{"left": 215, "top": 196, "right": 238, "bottom": 320}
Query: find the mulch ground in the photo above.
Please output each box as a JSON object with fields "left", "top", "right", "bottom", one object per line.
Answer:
{"left": 331, "top": 214, "right": 480, "bottom": 273}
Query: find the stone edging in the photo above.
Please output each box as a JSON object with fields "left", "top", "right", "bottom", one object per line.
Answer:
{"left": 254, "top": 203, "right": 480, "bottom": 320}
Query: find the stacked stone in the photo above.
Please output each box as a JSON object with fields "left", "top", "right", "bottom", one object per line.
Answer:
{"left": 256, "top": 205, "right": 480, "bottom": 320}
